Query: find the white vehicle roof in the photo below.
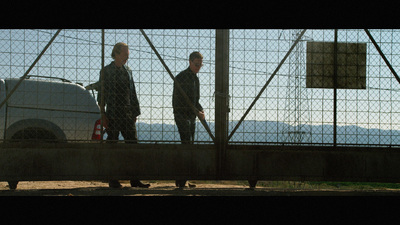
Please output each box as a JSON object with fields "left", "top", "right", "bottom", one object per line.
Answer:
{"left": 5, "top": 77, "right": 99, "bottom": 113}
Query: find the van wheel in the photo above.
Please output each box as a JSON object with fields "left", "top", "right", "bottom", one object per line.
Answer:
{"left": 8, "top": 129, "right": 58, "bottom": 190}
{"left": 7, "top": 181, "right": 18, "bottom": 190}
{"left": 10, "top": 128, "right": 58, "bottom": 143}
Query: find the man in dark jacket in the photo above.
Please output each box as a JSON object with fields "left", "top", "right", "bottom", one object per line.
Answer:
{"left": 98, "top": 42, "right": 149, "bottom": 188}
{"left": 172, "top": 51, "right": 205, "bottom": 188}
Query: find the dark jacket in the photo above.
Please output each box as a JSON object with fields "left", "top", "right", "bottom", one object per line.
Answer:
{"left": 172, "top": 67, "right": 203, "bottom": 118}
{"left": 98, "top": 62, "right": 141, "bottom": 118}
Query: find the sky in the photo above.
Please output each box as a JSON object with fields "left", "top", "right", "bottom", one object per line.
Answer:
{"left": 1, "top": 29, "right": 400, "bottom": 144}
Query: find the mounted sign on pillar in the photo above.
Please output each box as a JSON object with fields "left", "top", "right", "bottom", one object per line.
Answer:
{"left": 306, "top": 32, "right": 367, "bottom": 146}
{"left": 306, "top": 41, "right": 367, "bottom": 89}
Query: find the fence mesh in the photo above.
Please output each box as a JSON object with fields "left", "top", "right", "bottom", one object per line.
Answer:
{"left": 0, "top": 29, "right": 399, "bottom": 147}
{"left": 229, "top": 29, "right": 400, "bottom": 146}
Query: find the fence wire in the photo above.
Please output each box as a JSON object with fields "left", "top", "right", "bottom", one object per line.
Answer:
{"left": 0, "top": 29, "right": 399, "bottom": 147}
{"left": 229, "top": 29, "right": 400, "bottom": 147}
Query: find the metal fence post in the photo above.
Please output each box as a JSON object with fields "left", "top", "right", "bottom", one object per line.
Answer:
{"left": 100, "top": 29, "right": 105, "bottom": 142}
{"left": 215, "top": 29, "right": 230, "bottom": 177}
{"left": 333, "top": 29, "right": 338, "bottom": 147}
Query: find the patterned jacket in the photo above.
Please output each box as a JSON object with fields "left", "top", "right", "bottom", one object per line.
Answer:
{"left": 97, "top": 62, "right": 141, "bottom": 119}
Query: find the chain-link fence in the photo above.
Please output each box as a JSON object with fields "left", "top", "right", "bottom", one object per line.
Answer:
{"left": 0, "top": 29, "right": 216, "bottom": 143}
{"left": 1, "top": 29, "right": 399, "bottom": 147}
{"left": 229, "top": 29, "right": 400, "bottom": 147}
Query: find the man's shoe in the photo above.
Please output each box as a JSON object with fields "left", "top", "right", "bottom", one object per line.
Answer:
{"left": 130, "top": 180, "right": 150, "bottom": 188}
{"left": 109, "top": 180, "right": 122, "bottom": 188}
{"left": 175, "top": 180, "right": 187, "bottom": 188}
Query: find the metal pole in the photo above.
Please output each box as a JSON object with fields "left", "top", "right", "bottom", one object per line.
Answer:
{"left": 139, "top": 29, "right": 216, "bottom": 143}
{"left": 227, "top": 29, "right": 307, "bottom": 141}
{"left": 364, "top": 29, "right": 400, "bottom": 85}
{"left": 100, "top": 29, "right": 105, "bottom": 142}
{"left": 215, "top": 29, "right": 230, "bottom": 176}
{"left": 333, "top": 29, "right": 338, "bottom": 147}
{"left": 0, "top": 29, "right": 62, "bottom": 110}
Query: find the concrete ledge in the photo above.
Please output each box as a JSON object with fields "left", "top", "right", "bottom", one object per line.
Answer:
{"left": 1, "top": 143, "right": 400, "bottom": 183}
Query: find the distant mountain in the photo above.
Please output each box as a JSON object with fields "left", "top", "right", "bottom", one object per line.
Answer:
{"left": 130, "top": 120, "right": 400, "bottom": 146}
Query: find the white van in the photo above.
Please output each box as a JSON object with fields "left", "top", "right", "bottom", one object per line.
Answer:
{"left": 0, "top": 76, "right": 102, "bottom": 142}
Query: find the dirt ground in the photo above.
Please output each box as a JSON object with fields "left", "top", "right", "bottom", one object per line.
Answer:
{"left": 2, "top": 180, "right": 400, "bottom": 196}
{"left": 0, "top": 180, "right": 254, "bottom": 196}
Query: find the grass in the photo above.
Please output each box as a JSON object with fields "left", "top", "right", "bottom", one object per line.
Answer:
{"left": 147, "top": 180, "right": 400, "bottom": 190}
{"left": 258, "top": 181, "right": 400, "bottom": 190}
{"left": 306, "top": 181, "right": 400, "bottom": 190}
